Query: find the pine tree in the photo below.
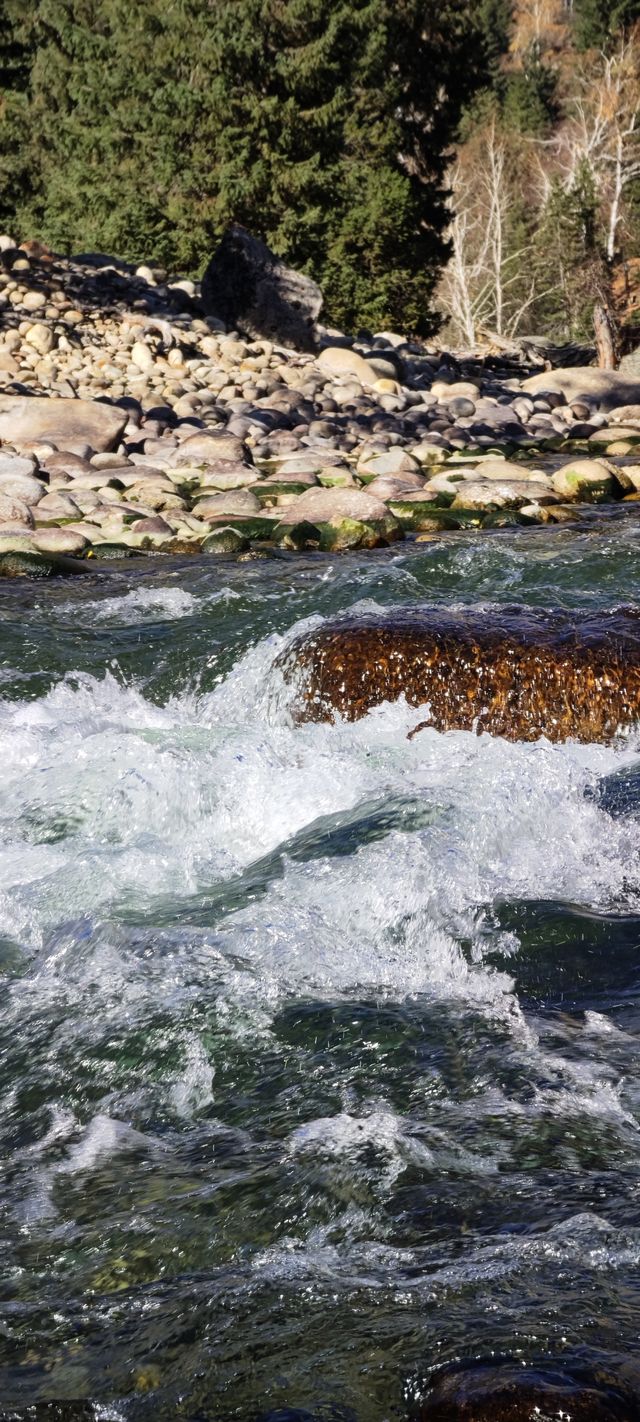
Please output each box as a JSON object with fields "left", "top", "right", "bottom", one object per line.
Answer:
{"left": 573, "top": 0, "right": 639, "bottom": 50}
{"left": 12, "top": 0, "right": 211, "bottom": 264}
{"left": 0, "top": 0, "right": 34, "bottom": 232}
{"left": 531, "top": 163, "right": 601, "bottom": 338}
{"left": 501, "top": 50, "right": 558, "bottom": 135}
{"left": 194, "top": 0, "right": 495, "bottom": 332}
{"left": 475, "top": 0, "right": 513, "bottom": 77}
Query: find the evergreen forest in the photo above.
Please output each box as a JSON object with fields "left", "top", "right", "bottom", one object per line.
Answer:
{"left": 0, "top": 0, "right": 639, "bottom": 340}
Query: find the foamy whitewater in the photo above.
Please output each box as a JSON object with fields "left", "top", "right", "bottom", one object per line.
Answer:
{"left": 1, "top": 515, "right": 640, "bottom": 1419}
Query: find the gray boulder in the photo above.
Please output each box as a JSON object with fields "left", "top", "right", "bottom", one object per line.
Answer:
{"left": 522, "top": 367, "right": 640, "bottom": 410}
{"left": 0, "top": 474, "right": 45, "bottom": 505}
{"left": 192, "top": 489, "right": 262, "bottom": 520}
{"left": 0, "top": 493, "right": 34, "bottom": 527}
{"left": 201, "top": 225, "right": 323, "bottom": 352}
{"left": 170, "top": 431, "right": 250, "bottom": 466}
{"left": 284, "top": 486, "right": 391, "bottom": 527}
{"left": 0, "top": 396, "right": 127, "bottom": 452}
{"left": 551, "top": 458, "right": 617, "bottom": 502}
{"left": 451, "top": 479, "right": 558, "bottom": 511}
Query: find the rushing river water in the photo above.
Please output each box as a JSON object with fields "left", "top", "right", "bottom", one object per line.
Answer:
{"left": 1, "top": 508, "right": 640, "bottom": 1420}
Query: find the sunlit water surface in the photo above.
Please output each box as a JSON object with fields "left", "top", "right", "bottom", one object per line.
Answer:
{"left": 1, "top": 508, "right": 640, "bottom": 1420}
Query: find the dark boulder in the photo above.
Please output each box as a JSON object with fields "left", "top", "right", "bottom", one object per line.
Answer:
{"left": 412, "top": 1355, "right": 640, "bottom": 1421}
{"left": 201, "top": 226, "right": 323, "bottom": 352}
{"left": 276, "top": 605, "right": 640, "bottom": 744}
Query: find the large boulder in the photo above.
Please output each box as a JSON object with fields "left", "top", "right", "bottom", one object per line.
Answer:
{"left": 169, "top": 431, "right": 251, "bottom": 466}
{"left": 33, "top": 527, "right": 89, "bottom": 556}
{"left": 0, "top": 492, "right": 33, "bottom": 526}
{"left": 608, "top": 404, "right": 640, "bottom": 424}
{"left": 617, "top": 463, "right": 640, "bottom": 493}
{"left": 0, "top": 396, "right": 127, "bottom": 452}
{"left": 551, "top": 458, "right": 617, "bottom": 501}
{"left": 522, "top": 367, "right": 640, "bottom": 410}
{"left": 267, "top": 450, "right": 347, "bottom": 476}
{"left": 201, "top": 225, "right": 323, "bottom": 352}
{"left": 317, "top": 346, "right": 383, "bottom": 387}
{"left": 357, "top": 448, "right": 421, "bottom": 480}
{"left": 283, "top": 485, "right": 393, "bottom": 527}
{"left": 449, "top": 479, "right": 557, "bottom": 510}
{"left": 192, "top": 488, "right": 262, "bottom": 520}
{"left": 0, "top": 473, "right": 44, "bottom": 505}
{"left": 0, "top": 453, "right": 38, "bottom": 478}
{"left": 195, "top": 463, "right": 257, "bottom": 491}
{"left": 276, "top": 605, "right": 640, "bottom": 744}
{"left": 461, "top": 458, "right": 546, "bottom": 481}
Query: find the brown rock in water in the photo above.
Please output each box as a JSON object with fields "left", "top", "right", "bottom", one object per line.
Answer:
{"left": 413, "top": 1356, "right": 640, "bottom": 1421}
{"left": 277, "top": 606, "right": 640, "bottom": 744}
{"left": 201, "top": 225, "right": 323, "bottom": 352}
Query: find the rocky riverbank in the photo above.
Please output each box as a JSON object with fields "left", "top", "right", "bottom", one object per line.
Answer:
{"left": 1, "top": 236, "right": 640, "bottom": 575}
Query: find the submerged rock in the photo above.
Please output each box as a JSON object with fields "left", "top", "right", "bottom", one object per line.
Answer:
{"left": 413, "top": 1355, "right": 640, "bottom": 1421}
{"left": 0, "top": 549, "right": 90, "bottom": 577}
{"left": 276, "top": 606, "right": 640, "bottom": 744}
{"left": 256, "top": 1409, "right": 357, "bottom": 1422}
{"left": 1, "top": 1404, "right": 97, "bottom": 1420}
{"left": 202, "top": 525, "right": 250, "bottom": 554}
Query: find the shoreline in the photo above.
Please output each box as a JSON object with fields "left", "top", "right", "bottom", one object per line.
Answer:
{"left": 1, "top": 241, "right": 640, "bottom": 576}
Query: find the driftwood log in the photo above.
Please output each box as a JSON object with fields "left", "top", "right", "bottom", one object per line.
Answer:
{"left": 478, "top": 330, "right": 596, "bottom": 368}
{"left": 276, "top": 606, "right": 640, "bottom": 744}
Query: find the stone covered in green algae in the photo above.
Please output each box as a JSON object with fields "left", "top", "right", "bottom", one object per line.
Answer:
{"left": 202, "top": 525, "right": 250, "bottom": 554}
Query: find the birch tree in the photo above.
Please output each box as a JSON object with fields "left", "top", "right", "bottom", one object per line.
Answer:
{"left": 551, "top": 33, "right": 640, "bottom": 259}
{"left": 510, "top": 0, "right": 570, "bottom": 56}
{"left": 438, "top": 123, "right": 538, "bottom": 344}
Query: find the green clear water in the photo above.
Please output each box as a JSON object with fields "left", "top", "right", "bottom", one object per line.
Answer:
{"left": 0, "top": 508, "right": 640, "bottom": 1420}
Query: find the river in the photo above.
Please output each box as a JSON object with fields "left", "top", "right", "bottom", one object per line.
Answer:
{"left": 1, "top": 509, "right": 640, "bottom": 1419}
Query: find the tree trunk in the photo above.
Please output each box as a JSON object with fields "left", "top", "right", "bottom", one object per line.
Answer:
{"left": 593, "top": 301, "right": 619, "bottom": 369}
{"left": 591, "top": 255, "right": 621, "bottom": 369}
{"left": 607, "top": 134, "right": 624, "bottom": 263}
